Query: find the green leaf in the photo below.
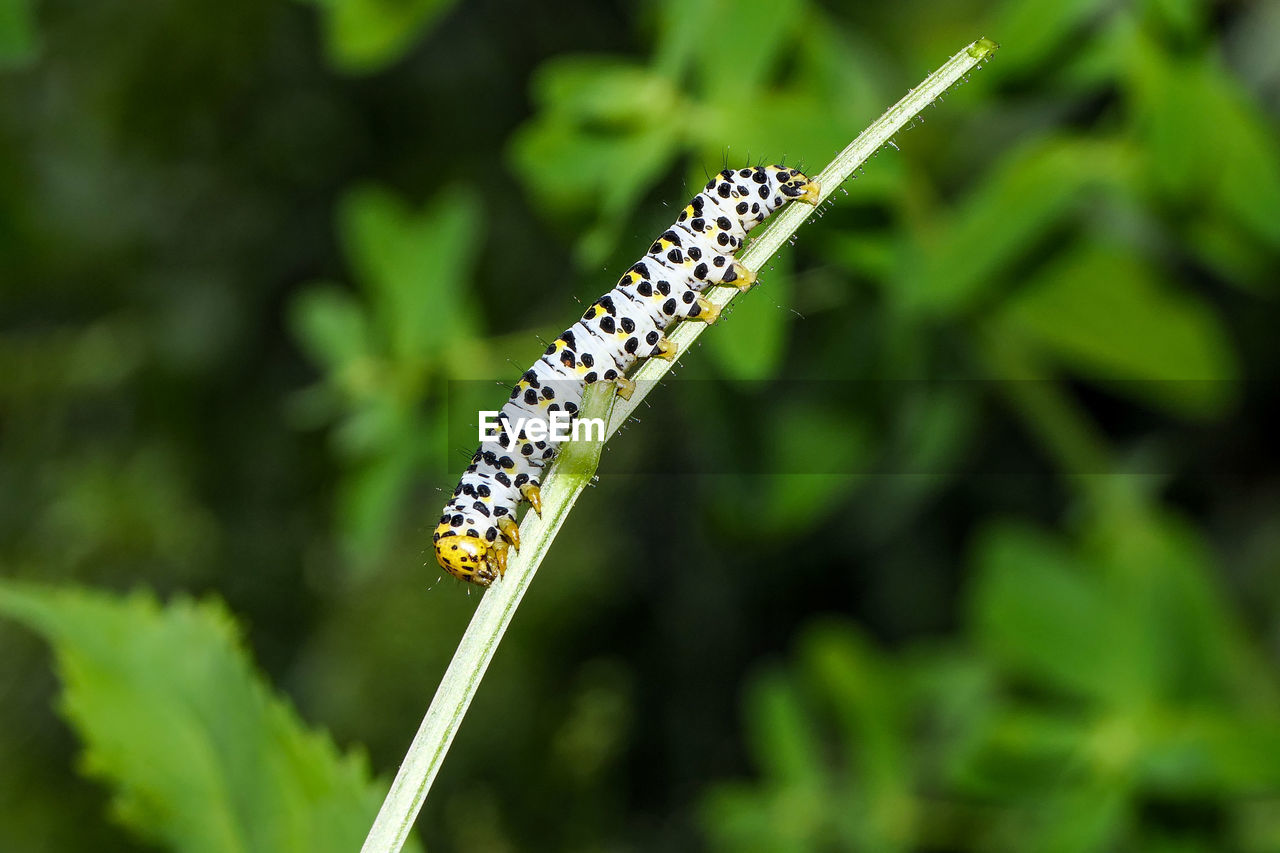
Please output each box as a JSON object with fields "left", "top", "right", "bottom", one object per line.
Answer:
{"left": 512, "top": 53, "right": 728, "bottom": 263}
{"left": 993, "top": 246, "right": 1237, "bottom": 416}
{"left": 652, "top": 0, "right": 717, "bottom": 79}
{"left": 1086, "top": 502, "right": 1276, "bottom": 707}
{"left": 970, "top": 521, "right": 1120, "bottom": 700}
{"left": 533, "top": 58, "right": 679, "bottom": 126}
{"left": 309, "top": 0, "right": 462, "bottom": 74}
{"left": 1140, "top": 710, "right": 1280, "bottom": 796}
{"left": 758, "top": 400, "right": 870, "bottom": 534}
{"left": 339, "top": 185, "right": 483, "bottom": 361}
{"left": 951, "top": 704, "right": 1098, "bottom": 798}
{"left": 801, "top": 624, "right": 914, "bottom": 851}
{"left": 510, "top": 60, "right": 682, "bottom": 263}
{"left": 701, "top": 781, "right": 814, "bottom": 853}
{"left": 705, "top": 255, "right": 793, "bottom": 380}
{"left": 509, "top": 116, "right": 639, "bottom": 218}
{"left": 745, "top": 669, "right": 825, "bottom": 791}
{"left": 1129, "top": 35, "right": 1280, "bottom": 252}
{"left": 289, "top": 283, "right": 373, "bottom": 374}
{"left": 973, "top": 502, "right": 1280, "bottom": 717}
{"left": 578, "top": 125, "right": 684, "bottom": 266}
{"left": 1141, "top": 0, "right": 1206, "bottom": 40}
{"left": 702, "top": 625, "right": 923, "bottom": 852}
{"left": 988, "top": 0, "right": 1112, "bottom": 80}
{"left": 690, "top": 0, "right": 804, "bottom": 102}
{"left": 1027, "top": 783, "right": 1130, "bottom": 853}
{"left": 0, "top": 582, "right": 418, "bottom": 853}
{"left": 0, "top": 0, "right": 37, "bottom": 67}
{"left": 701, "top": 670, "right": 828, "bottom": 853}
{"left": 1128, "top": 32, "right": 1203, "bottom": 201}
{"left": 337, "top": 438, "right": 417, "bottom": 567}
{"left": 688, "top": 23, "right": 886, "bottom": 183}
{"left": 895, "top": 138, "right": 1131, "bottom": 316}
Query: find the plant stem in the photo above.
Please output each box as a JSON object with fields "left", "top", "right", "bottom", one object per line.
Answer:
{"left": 361, "top": 383, "right": 615, "bottom": 853}
{"left": 607, "top": 36, "right": 999, "bottom": 435}
{"left": 361, "top": 36, "right": 998, "bottom": 853}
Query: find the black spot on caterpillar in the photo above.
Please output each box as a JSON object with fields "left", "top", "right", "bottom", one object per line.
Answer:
{"left": 434, "top": 165, "right": 819, "bottom": 585}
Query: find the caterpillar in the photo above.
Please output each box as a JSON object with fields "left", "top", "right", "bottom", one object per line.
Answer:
{"left": 434, "top": 165, "right": 820, "bottom": 585}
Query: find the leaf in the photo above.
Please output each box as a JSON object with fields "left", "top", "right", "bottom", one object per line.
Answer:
{"left": 1142, "top": 0, "right": 1206, "bottom": 40}
{"left": 993, "top": 246, "right": 1237, "bottom": 416}
{"left": 577, "top": 125, "right": 683, "bottom": 266}
{"left": 652, "top": 0, "right": 717, "bottom": 79}
{"left": 1127, "top": 32, "right": 1204, "bottom": 202}
{"left": 703, "top": 625, "right": 924, "bottom": 851}
{"left": 534, "top": 58, "right": 679, "bottom": 127}
{"left": 801, "top": 624, "right": 915, "bottom": 851}
{"left": 509, "top": 60, "right": 682, "bottom": 262}
{"left": 859, "top": 386, "right": 977, "bottom": 539}
{"left": 895, "top": 138, "right": 1131, "bottom": 316}
{"left": 987, "top": 0, "right": 1112, "bottom": 80}
{"left": 0, "top": 0, "right": 38, "bottom": 67}
{"left": 701, "top": 781, "right": 814, "bottom": 853}
{"left": 0, "top": 582, "right": 418, "bottom": 853}
{"left": 1129, "top": 36, "right": 1280, "bottom": 253}
{"left": 687, "top": 22, "right": 886, "bottom": 184}
{"left": 969, "top": 521, "right": 1120, "bottom": 700}
{"left": 1086, "top": 502, "right": 1277, "bottom": 707}
{"left": 1025, "top": 783, "right": 1130, "bottom": 853}
{"left": 690, "top": 0, "right": 805, "bottom": 102}
{"left": 337, "top": 438, "right": 417, "bottom": 568}
{"left": 974, "top": 494, "right": 1280, "bottom": 698}
{"left": 510, "top": 115, "right": 653, "bottom": 220}
{"left": 309, "top": 0, "right": 462, "bottom": 74}
{"left": 289, "top": 283, "right": 373, "bottom": 374}
{"left": 701, "top": 670, "right": 828, "bottom": 853}
{"left": 704, "top": 254, "right": 793, "bottom": 380}
{"left": 1140, "top": 710, "right": 1280, "bottom": 796}
{"left": 339, "top": 185, "right": 483, "bottom": 362}
{"left": 744, "top": 669, "right": 826, "bottom": 791}
{"left": 758, "top": 400, "right": 870, "bottom": 534}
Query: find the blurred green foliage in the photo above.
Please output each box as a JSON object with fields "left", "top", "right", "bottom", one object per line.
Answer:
{"left": 704, "top": 496, "right": 1280, "bottom": 852}
{"left": 300, "top": 0, "right": 462, "bottom": 73}
{"left": 0, "top": 582, "right": 415, "bottom": 853}
{"left": 0, "top": 0, "right": 38, "bottom": 67}
{"left": 2, "top": 0, "right": 1280, "bottom": 850}
{"left": 289, "top": 185, "right": 486, "bottom": 567}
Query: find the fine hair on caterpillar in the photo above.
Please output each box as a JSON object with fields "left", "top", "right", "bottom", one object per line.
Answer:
{"left": 433, "top": 165, "right": 820, "bottom": 586}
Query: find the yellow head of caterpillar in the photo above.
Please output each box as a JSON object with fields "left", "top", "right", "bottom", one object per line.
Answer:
{"left": 433, "top": 523, "right": 507, "bottom": 586}
{"left": 769, "top": 166, "right": 821, "bottom": 205}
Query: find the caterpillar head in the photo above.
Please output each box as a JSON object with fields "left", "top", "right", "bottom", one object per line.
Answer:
{"left": 433, "top": 524, "right": 507, "bottom": 586}
{"left": 771, "top": 166, "right": 821, "bottom": 204}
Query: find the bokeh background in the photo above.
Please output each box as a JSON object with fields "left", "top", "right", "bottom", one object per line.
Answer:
{"left": 3, "top": 0, "right": 1280, "bottom": 850}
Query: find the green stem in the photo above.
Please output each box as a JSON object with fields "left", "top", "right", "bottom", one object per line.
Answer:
{"left": 606, "top": 37, "right": 998, "bottom": 435}
{"left": 360, "top": 383, "right": 615, "bottom": 853}
{"left": 361, "top": 36, "right": 998, "bottom": 853}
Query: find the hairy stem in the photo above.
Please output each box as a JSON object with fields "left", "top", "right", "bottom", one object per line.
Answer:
{"left": 362, "top": 36, "right": 998, "bottom": 853}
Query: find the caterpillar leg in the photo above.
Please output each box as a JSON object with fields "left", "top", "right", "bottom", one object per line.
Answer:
{"left": 729, "top": 260, "right": 756, "bottom": 290}
{"left": 614, "top": 375, "right": 636, "bottom": 400}
{"left": 652, "top": 337, "right": 678, "bottom": 360}
{"left": 498, "top": 516, "right": 521, "bottom": 550}
{"left": 694, "top": 296, "right": 721, "bottom": 324}
{"left": 491, "top": 539, "right": 509, "bottom": 578}
{"left": 799, "top": 180, "right": 822, "bottom": 205}
{"left": 520, "top": 482, "right": 542, "bottom": 515}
